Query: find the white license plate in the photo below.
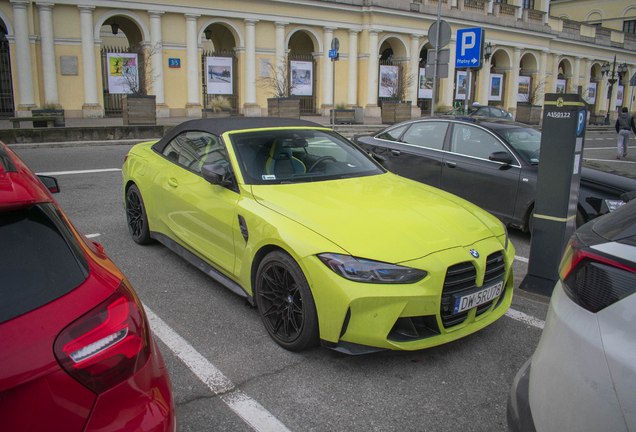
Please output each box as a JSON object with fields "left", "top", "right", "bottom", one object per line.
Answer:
{"left": 453, "top": 281, "right": 504, "bottom": 314}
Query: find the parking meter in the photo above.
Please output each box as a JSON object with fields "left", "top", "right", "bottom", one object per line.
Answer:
{"left": 520, "top": 93, "right": 587, "bottom": 296}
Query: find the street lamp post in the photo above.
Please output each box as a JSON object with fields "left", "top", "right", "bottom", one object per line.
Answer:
{"left": 601, "top": 55, "right": 627, "bottom": 124}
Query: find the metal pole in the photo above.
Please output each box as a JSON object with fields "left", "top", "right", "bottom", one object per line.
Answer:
{"left": 429, "top": 0, "right": 442, "bottom": 117}
{"left": 332, "top": 57, "right": 335, "bottom": 129}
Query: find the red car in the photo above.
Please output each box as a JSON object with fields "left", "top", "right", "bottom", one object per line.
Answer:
{"left": 0, "top": 142, "right": 176, "bottom": 431}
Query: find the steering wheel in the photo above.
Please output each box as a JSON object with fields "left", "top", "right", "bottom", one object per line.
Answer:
{"left": 307, "top": 156, "right": 336, "bottom": 172}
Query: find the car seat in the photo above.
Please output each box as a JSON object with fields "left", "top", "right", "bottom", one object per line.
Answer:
{"left": 266, "top": 140, "right": 306, "bottom": 177}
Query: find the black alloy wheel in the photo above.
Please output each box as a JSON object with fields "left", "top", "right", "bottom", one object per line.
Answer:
{"left": 126, "top": 184, "right": 152, "bottom": 245}
{"left": 255, "top": 251, "right": 319, "bottom": 351}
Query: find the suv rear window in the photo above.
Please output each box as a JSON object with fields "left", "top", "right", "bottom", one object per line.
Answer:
{"left": 0, "top": 203, "right": 89, "bottom": 324}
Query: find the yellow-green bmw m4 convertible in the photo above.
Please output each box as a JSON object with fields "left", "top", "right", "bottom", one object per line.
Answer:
{"left": 122, "top": 118, "right": 514, "bottom": 354}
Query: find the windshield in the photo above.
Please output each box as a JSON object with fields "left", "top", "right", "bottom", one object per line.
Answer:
{"left": 495, "top": 127, "right": 541, "bottom": 163}
{"left": 229, "top": 128, "right": 385, "bottom": 184}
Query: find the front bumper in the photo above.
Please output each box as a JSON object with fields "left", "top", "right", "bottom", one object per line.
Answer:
{"left": 507, "top": 357, "right": 537, "bottom": 432}
{"left": 302, "top": 237, "right": 515, "bottom": 352}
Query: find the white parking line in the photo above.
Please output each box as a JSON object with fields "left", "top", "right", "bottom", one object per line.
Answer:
{"left": 514, "top": 256, "right": 529, "bottom": 263}
{"left": 505, "top": 308, "right": 545, "bottom": 329}
{"left": 85, "top": 233, "right": 101, "bottom": 238}
{"left": 36, "top": 168, "right": 122, "bottom": 176}
{"left": 144, "top": 306, "right": 292, "bottom": 432}
{"left": 584, "top": 158, "right": 636, "bottom": 164}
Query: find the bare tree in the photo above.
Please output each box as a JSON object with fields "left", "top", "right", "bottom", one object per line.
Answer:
{"left": 119, "top": 43, "right": 161, "bottom": 95}
{"left": 525, "top": 80, "right": 545, "bottom": 106}
{"left": 381, "top": 65, "right": 417, "bottom": 101}
{"left": 257, "top": 62, "right": 298, "bottom": 98}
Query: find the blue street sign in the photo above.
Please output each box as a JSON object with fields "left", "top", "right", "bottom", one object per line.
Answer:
{"left": 169, "top": 58, "right": 180, "bottom": 68}
{"left": 329, "top": 49, "right": 338, "bottom": 58}
{"left": 455, "top": 28, "right": 483, "bottom": 69}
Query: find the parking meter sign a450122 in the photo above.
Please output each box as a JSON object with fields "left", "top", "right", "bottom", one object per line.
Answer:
{"left": 521, "top": 93, "right": 587, "bottom": 296}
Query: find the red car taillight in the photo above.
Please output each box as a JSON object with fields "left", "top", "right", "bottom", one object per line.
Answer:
{"left": 54, "top": 279, "right": 151, "bottom": 394}
{"left": 559, "top": 238, "right": 636, "bottom": 313}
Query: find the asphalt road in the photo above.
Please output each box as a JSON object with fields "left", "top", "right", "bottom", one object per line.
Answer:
{"left": 10, "top": 129, "right": 632, "bottom": 431}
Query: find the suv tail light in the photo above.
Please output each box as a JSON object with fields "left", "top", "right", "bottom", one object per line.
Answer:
{"left": 54, "top": 279, "right": 151, "bottom": 394}
{"left": 559, "top": 238, "right": 636, "bottom": 313}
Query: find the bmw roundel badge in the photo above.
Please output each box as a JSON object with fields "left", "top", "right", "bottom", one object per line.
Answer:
{"left": 469, "top": 249, "right": 479, "bottom": 258}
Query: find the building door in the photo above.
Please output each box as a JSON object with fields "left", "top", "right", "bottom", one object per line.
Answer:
{"left": 202, "top": 50, "right": 239, "bottom": 115}
{"left": 0, "top": 33, "right": 14, "bottom": 117}
{"left": 101, "top": 46, "right": 138, "bottom": 117}
{"left": 288, "top": 54, "right": 316, "bottom": 115}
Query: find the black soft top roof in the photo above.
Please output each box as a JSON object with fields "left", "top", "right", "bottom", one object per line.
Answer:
{"left": 152, "top": 117, "right": 325, "bottom": 153}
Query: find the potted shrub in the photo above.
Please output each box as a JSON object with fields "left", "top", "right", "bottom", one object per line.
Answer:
{"left": 380, "top": 67, "right": 414, "bottom": 124}
{"left": 121, "top": 44, "right": 159, "bottom": 125}
{"left": 202, "top": 96, "right": 232, "bottom": 118}
{"left": 32, "top": 102, "right": 65, "bottom": 127}
{"left": 516, "top": 81, "right": 544, "bottom": 125}
{"left": 330, "top": 103, "right": 355, "bottom": 124}
{"left": 259, "top": 63, "right": 301, "bottom": 119}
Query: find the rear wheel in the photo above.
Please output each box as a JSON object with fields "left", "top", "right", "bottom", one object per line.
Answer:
{"left": 126, "top": 184, "right": 152, "bottom": 245}
{"left": 255, "top": 251, "right": 319, "bottom": 351}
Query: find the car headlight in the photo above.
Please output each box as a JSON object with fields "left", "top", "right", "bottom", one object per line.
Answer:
{"left": 318, "top": 253, "right": 427, "bottom": 284}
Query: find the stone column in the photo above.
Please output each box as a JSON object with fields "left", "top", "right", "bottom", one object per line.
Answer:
{"left": 478, "top": 58, "right": 490, "bottom": 106}
{"left": 11, "top": 1, "right": 36, "bottom": 111}
{"left": 409, "top": 34, "right": 421, "bottom": 115}
{"left": 322, "top": 27, "right": 335, "bottom": 114}
{"left": 365, "top": 30, "right": 380, "bottom": 117}
{"left": 550, "top": 53, "right": 560, "bottom": 93}
{"left": 441, "top": 39, "right": 457, "bottom": 109}
{"left": 539, "top": 51, "right": 548, "bottom": 92}
{"left": 609, "top": 76, "right": 619, "bottom": 121}
{"left": 78, "top": 5, "right": 102, "bottom": 117}
{"left": 149, "top": 11, "right": 167, "bottom": 116}
{"left": 243, "top": 19, "right": 260, "bottom": 116}
{"left": 275, "top": 22, "right": 287, "bottom": 88}
{"left": 185, "top": 14, "right": 201, "bottom": 116}
{"left": 37, "top": 3, "right": 59, "bottom": 106}
{"left": 506, "top": 47, "right": 521, "bottom": 117}
{"left": 348, "top": 30, "right": 359, "bottom": 107}
{"left": 572, "top": 57, "right": 581, "bottom": 93}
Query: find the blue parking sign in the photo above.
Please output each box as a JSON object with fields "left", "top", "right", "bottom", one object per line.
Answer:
{"left": 455, "top": 28, "right": 483, "bottom": 69}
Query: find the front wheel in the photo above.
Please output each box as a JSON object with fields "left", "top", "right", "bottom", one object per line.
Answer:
{"left": 255, "top": 251, "right": 319, "bottom": 351}
{"left": 126, "top": 184, "right": 152, "bottom": 245}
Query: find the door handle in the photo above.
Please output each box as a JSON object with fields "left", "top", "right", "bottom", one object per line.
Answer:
{"left": 168, "top": 178, "right": 178, "bottom": 188}
{"left": 445, "top": 161, "right": 457, "bottom": 168}
{"left": 391, "top": 150, "right": 400, "bottom": 156}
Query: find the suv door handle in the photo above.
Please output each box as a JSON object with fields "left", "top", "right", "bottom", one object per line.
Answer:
{"left": 445, "top": 161, "right": 457, "bottom": 168}
{"left": 391, "top": 150, "right": 400, "bottom": 156}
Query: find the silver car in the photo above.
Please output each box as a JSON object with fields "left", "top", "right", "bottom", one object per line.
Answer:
{"left": 507, "top": 198, "right": 636, "bottom": 432}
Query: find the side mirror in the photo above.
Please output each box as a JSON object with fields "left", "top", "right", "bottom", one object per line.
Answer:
{"left": 489, "top": 151, "right": 513, "bottom": 165}
{"left": 201, "top": 163, "right": 233, "bottom": 186}
{"left": 38, "top": 175, "right": 60, "bottom": 193}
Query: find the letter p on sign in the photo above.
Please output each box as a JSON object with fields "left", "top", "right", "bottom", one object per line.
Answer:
{"left": 461, "top": 32, "right": 476, "bottom": 56}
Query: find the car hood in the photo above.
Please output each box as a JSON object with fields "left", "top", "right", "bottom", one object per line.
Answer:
{"left": 250, "top": 173, "right": 500, "bottom": 263}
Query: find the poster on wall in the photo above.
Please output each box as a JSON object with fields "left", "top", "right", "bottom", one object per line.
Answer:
{"left": 107, "top": 53, "right": 138, "bottom": 94}
{"left": 205, "top": 57, "right": 233, "bottom": 95}
{"left": 517, "top": 76, "right": 531, "bottom": 102}
{"left": 617, "top": 85, "right": 624, "bottom": 107}
{"left": 587, "top": 82, "right": 597, "bottom": 105}
{"left": 455, "top": 70, "right": 471, "bottom": 100}
{"left": 489, "top": 74, "right": 503, "bottom": 101}
{"left": 290, "top": 61, "right": 313, "bottom": 96}
{"left": 418, "top": 68, "right": 433, "bottom": 99}
{"left": 379, "top": 65, "right": 399, "bottom": 98}
{"left": 556, "top": 79, "right": 566, "bottom": 94}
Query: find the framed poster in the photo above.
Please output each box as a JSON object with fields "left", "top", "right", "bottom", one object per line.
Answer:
{"left": 587, "top": 82, "right": 597, "bottom": 105}
{"left": 556, "top": 79, "right": 566, "bottom": 94}
{"left": 290, "top": 61, "right": 313, "bottom": 96}
{"left": 616, "top": 85, "right": 624, "bottom": 106}
{"left": 107, "top": 53, "right": 138, "bottom": 94}
{"left": 489, "top": 74, "right": 503, "bottom": 101}
{"left": 418, "top": 68, "right": 433, "bottom": 99}
{"left": 517, "top": 76, "right": 531, "bottom": 102}
{"left": 455, "top": 70, "right": 471, "bottom": 100}
{"left": 379, "top": 65, "right": 399, "bottom": 98}
{"left": 206, "top": 57, "right": 233, "bottom": 95}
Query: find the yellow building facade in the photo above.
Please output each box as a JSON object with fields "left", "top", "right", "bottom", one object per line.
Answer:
{"left": 0, "top": 0, "right": 634, "bottom": 121}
